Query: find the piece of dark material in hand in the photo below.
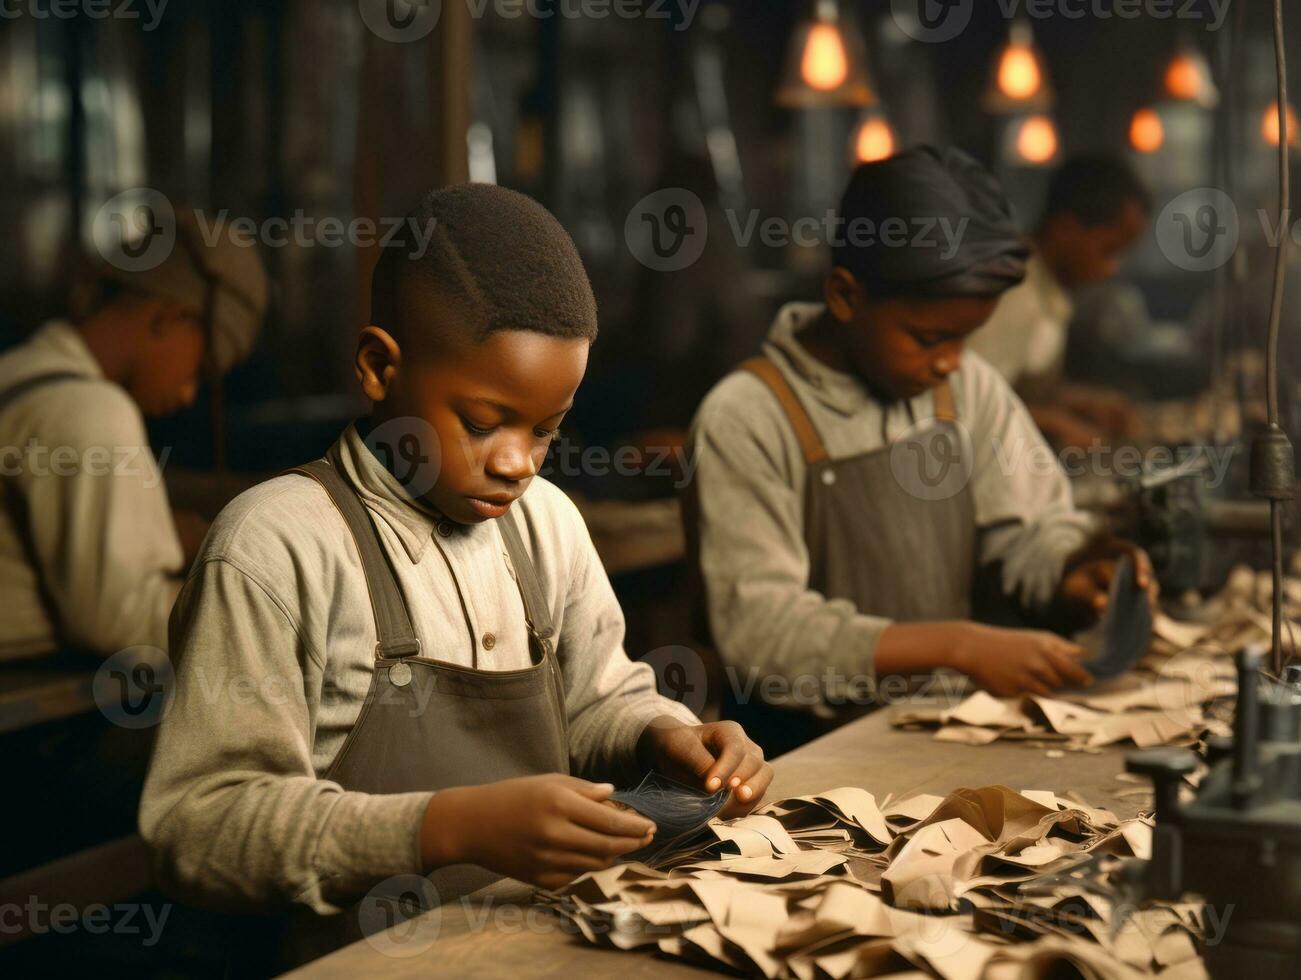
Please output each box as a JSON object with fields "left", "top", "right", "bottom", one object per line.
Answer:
{"left": 1073, "top": 555, "right": 1154, "bottom": 683}
{"left": 609, "top": 771, "right": 730, "bottom": 865}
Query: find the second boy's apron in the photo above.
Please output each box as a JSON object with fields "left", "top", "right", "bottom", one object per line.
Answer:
{"left": 721, "top": 355, "right": 977, "bottom": 753}
{"left": 276, "top": 453, "right": 570, "bottom": 966}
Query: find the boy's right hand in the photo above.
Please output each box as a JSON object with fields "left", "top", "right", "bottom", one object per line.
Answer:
{"left": 420, "top": 774, "right": 656, "bottom": 891}
{"left": 950, "top": 624, "right": 1092, "bottom": 697}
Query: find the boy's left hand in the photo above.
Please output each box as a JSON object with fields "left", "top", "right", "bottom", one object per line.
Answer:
{"left": 1054, "top": 537, "right": 1159, "bottom": 629}
{"left": 636, "top": 717, "right": 773, "bottom": 818}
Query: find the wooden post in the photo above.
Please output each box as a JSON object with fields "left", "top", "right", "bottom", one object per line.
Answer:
{"left": 434, "top": 0, "right": 473, "bottom": 187}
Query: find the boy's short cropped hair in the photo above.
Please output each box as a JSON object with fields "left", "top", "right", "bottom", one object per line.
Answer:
{"left": 371, "top": 183, "right": 598, "bottom": 347}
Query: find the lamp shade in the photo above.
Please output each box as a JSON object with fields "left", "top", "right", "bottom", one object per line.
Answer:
{"left": 982, "top": 21, "right": 1054, "bottom": 114}
{"left": 775, "top": 3, "right": 876, "bottom": 108}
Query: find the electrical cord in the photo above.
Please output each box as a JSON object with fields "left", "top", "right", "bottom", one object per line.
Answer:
{"left": 1258, "top": 0, "right": 1293, "bottom": 675}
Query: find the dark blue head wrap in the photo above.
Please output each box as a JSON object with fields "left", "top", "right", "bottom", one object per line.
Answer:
{"left": 831, "top": 146, "right": 1029, "bottom": 299}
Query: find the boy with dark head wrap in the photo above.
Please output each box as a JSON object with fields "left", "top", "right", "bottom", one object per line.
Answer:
{"left": 690, "top": 147, "right": 1154, "bottom": 754}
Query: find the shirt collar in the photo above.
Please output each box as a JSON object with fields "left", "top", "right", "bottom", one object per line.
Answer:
{"left": 1027, "top": 249, "right": 1074, "bottom": 323}
{"left": 759, "top": 301, "right": 945, "bottom": 432}
{"left": 29, "top": 320, "right": 107, "bottom": 379}
{"left": 330, "top": 422, "right": 444, "bottom": 564}
{"left": 762, "top": 302, "right": 883, "bottom": 417}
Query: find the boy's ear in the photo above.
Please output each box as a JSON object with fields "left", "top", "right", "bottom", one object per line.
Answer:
{"left": 823, "top": 267, "right": 861, "bottom": 323}
{"left": 356, "top": 325, "right": 402, "bottom": 402}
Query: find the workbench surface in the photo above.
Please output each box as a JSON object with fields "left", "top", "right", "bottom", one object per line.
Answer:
{"left": 289, "top": 705, "right": 1146, "bottom": 979}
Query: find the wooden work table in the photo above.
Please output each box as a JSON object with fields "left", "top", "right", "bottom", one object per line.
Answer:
{"left": 291, "top": 705, "right": 1146, "bottom": 979}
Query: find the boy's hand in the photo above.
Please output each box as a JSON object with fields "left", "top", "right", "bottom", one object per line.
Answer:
{"left": 420, "top": 774, "right": 657, "bottom": 891}
{"left": 1054, "top": 538, "right": 1158, "bottom": 630}
{"left": 950, "top": 623, "right": 1093, "bottom": 697}
{"left": 636, "top": 717, "right": 773, "bottom": 818}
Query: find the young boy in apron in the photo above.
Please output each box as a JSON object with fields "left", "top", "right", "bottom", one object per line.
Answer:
{"left": 140, "top": 185, "right": 771, "bottom": 960}
{"left": 689, "top": 147, "right": 1155, "bottom": 755}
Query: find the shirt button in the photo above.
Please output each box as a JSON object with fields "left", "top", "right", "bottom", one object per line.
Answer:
{"left": 481, "top": 632, "right": 497, "bottom": 651}
{"left": 436, "top": 521, "right": 453, "bottom": 537}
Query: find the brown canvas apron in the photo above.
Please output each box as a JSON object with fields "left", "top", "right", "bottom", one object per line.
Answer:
{"left": 272, "top": 455, "right": 570, "bottom": 967}
{"left": 719, "top": 355, "right": 976, "bottom": 753}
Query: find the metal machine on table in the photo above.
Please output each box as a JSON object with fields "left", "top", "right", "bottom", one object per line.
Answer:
{"left": 1124, "top": 648, "right": 1301, "bottom": 979}
{"left": 1080, "top": 445, "right": 1285, "bottom": 597}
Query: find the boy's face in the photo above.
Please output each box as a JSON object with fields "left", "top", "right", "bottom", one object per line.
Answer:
{"left": 361, "top": 320, "right": 588, "bottom": 525}
{"left": 1048, "top": 200, "right": 1148, "bottom": 288}
{"left": 825, "top": 269, "right": 999, "bottom": 402}
{"left": 128, "top": 298, "right": 206, "bottom": 417}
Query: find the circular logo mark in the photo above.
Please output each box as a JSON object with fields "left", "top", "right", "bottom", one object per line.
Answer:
{"left": 1152, "top": 648, "right": 1230, "bottom": 724}
{"left": 624, "top": 188, "right": 708, "bottom": 273}
{"left": 94, "top": 646, "right": 174, "bottom": 729}
{"left": 358, "top": 0, "right": 442, "bottom": 43}
{"left": 638, "top": 645, "right": 709, "bottom": 719}
{"left": 92, "top": 189, "right": 177, "bottom": 273}
{"left": 1155, "top": 188, "right": 1240, "bottom": 273}
{"left": 363, "top": 416, "right": 442, "bottom": 499}
{"left": 889, "top": 418, "right": 974, "bottom": 502}
{"left": 890, "top": 0, "right": 974, "bottom": 44}
{"left": 358, "top": 875, "right": 441, "bottom": 957}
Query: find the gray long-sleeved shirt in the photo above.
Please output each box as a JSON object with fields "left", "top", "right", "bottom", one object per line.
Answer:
{"left": 0, "top": 321, "right": 184, "bottom": 660}
{"left": 139, "top": 423, "right": 696, "bottom": 915}
{"left": 689, "top": 302, "right": 1095, "bottom": 694}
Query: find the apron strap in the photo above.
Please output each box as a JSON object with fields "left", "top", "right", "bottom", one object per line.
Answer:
{"left": 931, "top": 379, "right": 957, "bottom": 423}
{"left": 740, "top": 357, "right": 829, "bottom": 467}
{"left": 288, "top": 459, "right": 422, "bottom": 661}
{"left": 0, "top": 372, "right": 91, "bottom": 414}
{"left": 496, "top": 510, "right": 556, "bottom": 645}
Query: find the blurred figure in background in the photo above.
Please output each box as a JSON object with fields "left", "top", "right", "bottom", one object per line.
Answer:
{"left": 0, "top": 212, "right": 267, "bottom": 662}
{"left": 969, "top": 154, "right": 1150, "bottom": 450}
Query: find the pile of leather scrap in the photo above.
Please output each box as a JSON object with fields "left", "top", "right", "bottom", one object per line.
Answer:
{"left": 893, "top": 566, "right": 1301, "bottom": 751}
{"left": 541, "top": 785, "right": 1204, "bottom": 979}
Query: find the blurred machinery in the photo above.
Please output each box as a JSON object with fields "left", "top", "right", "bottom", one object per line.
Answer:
{"left": 1075, "top": 446, "right": 1284, "bottom": 597}
{"left": 1125, "top": 648, "right": 1301, "bottom": 979}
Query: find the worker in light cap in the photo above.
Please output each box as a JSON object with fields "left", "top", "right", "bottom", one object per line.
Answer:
{"left": 0, "top": 209, "right": 269, "bottom": 661}
{"left": 688, "top": 147, "right": 1155, "bottom": 755}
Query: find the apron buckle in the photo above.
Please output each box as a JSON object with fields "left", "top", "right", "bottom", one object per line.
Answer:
{"left": 376, "top": 638, "right": 422, "bottom": 660}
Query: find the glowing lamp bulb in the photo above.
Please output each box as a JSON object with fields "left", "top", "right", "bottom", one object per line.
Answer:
{"left": 1263, "top": 101, "right": 1299, "bottom": 147}
{"left": 1016, "top": 115, "right": 1058, "bottom": 164}
{"left": 1129, "top": 108, "right": 1165, "bottom": 154}
{"left": 854, "top": 118, "right": 896, "bottom": 163}
{"left": 997, "top": 43, "right": 1042, "bottom": 101}
{"left": 1164, "top": 54, "right": 1204, "bottom": 102}
{"left": 801, "top": 22, "right": 849, "bottom": 91}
